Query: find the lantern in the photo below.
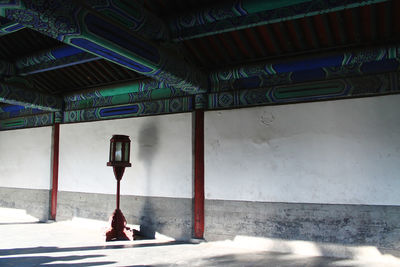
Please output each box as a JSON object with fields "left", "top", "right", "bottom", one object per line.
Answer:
{"left": 106, "top": 135, "right": 133, "bottom": 241}
{"left": 107, "top": 135, "right": 131, "bottom": 168}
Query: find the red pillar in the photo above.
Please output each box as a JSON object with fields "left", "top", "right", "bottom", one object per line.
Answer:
{"left": 50, "top": 123, "right": 60, "bottom": 220}
{"left": 194, "top": 110, "right": 204, "bottom": 239}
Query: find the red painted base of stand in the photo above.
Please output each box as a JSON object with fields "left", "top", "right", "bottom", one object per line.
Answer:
{"left": 105, "top": 209, "right": 134, "bottom": 241}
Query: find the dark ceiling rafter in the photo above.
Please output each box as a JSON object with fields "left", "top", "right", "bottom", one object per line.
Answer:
{"left": 31, "top": 76, "right": 53, "bottom": 95}
{"left": 36, "top": 60, "right": 144, "bottom": 95}
{"left": 244, "top": 28, "right": 266, "bottom": 58}
{"left": 280, "top": 22, "right": 295, "bottom": 52}
{"left": 85, "top": 62, "right": 110, "bottom": 83}
{"left": 99, "top": 60, "right": 123, "bottom": 81}
{"left": 167, "top": 0, "right": 391, "bottom": 41}
{"left": 0, "top": 82, "right": 62, "bottom": 111}
{"left": 302, "top": 16, "right": 320, "bottom": 49}
{"left": 395, "top": 0, "right": 400, "bottom": 35}
{"left": 207, "top": 35, "right": 231, "bottom": 65}
{"left": 360, "top": 5, "right": 371, "bottom": 41}
{"left": 328, "top": 12, "right": 345, "bottom": 46}
{"left": 236, "top": 30, "right": 257, "bottom": 59}
{"left": 383, "top": 1, "right": 392, "bottom": 39}
{"left": 256, "top": 25, "right": 280, "bottom": 54}
{"left": 0, "top": 28, "right": 61, "bottom": 60}
{"left": 286, "top": 20, "right": 306, "bottom": 51}
{"left": 181, "top": 1, "right": 400, "bottom": 70}
{"left": 351, "top": 8, "right": 362, "bottom": 43}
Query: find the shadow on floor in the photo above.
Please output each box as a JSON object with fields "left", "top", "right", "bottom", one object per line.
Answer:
{"left": 0, "top": 221, "right": 45, "bottom": 225}
{"left": 142, "top": 251, "right": 344, "bottom": 267}
{"left": 0, "top": 241, "right": 190, "bottom": 256}
{"left": 202, "top": 252, "right": 343, "bottom": 267}
{"left": 0, "top": 254, "right": 115, "bottom": 266}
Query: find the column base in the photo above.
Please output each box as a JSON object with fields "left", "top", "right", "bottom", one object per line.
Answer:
{"left": 105, "top": 209, "right": 134, "bottom": 241}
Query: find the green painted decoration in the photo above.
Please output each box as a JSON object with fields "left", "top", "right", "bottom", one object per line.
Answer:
{"left": 64, "top": 88, "right": 189, "bottom": 111}
{"left": 64, "top": 79, "right": 172, "bottom": 100}
{"left": 0, "top": 112, "right": 54, "bottom": 130}
{"left": 63, "top": 79, "right": 190, "bottom": 111}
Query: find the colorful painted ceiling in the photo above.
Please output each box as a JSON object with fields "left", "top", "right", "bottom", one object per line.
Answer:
{"left": 0, "top": 0, "right": 399, "bottom": 130}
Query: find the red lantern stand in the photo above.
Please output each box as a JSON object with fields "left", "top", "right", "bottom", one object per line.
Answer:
{"left": 106, "top": 135, "right": 133, "bottom": 241}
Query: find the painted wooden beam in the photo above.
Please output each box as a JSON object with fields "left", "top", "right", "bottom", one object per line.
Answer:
{"left": 208, "top": 72, "right": 400, "bottom": 109}
{"left": 0, "top": 112, "right": 54, "bottom": 130}
{"left": 210, "top": 45, "right": 400, "bottom": 92}
{"left": 65, "top": 89, "right": 189, "bottom": 111}
{"left": 0, "top": 96, "right": 193, "bottom": 128}
{"left": 0, "top": 104, "right": 45, "bottom": 119}
{"left": 16, "top": 45, "right": 100, "bottom": 75}
{"left": 1, "top": 71, "right": 398, "bottom": 129}
{"left": 63, "top": 79, "right": 190, "bottom": 110}
{"left": 0, "top": 0, "right": 206, "bottom": 93}
{"left": 63, "top": 96, "right": 193, "bottom": 123}
{"left": 0, "top": 82, "right": 63, "bottom": 111}
{"left": 64, "top": 79, "right": 175, "bottom": 101}
{"left": 169, "top": 0, "right": 389, "bottom": 40}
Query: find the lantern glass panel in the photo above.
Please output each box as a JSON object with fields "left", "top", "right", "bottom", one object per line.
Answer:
{"left": 124, "top": 142, "right": 129, "bottom": 162}
{"left": 115, "top": 142, "right": 122, "bottom": 161}
{"left": 110, "top": 142, "right": 115, "bottom": 162}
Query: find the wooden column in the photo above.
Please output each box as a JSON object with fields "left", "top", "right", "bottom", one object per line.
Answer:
{"left": 194, "top": 110, "right": 204, "bottom": 238}
{"left": 50, "top": 123, "right": 60, "bottom": 220}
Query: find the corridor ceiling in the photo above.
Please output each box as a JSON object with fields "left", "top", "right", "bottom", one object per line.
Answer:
{"left": 0, "top": 0, "right": 399, "bottom": 129}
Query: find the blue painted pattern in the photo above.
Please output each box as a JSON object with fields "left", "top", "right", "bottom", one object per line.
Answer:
{"left": 70, "top": 38, "right": 153, "bottom": 73}
{"left": 99, "top": 105, "right": 140, "bottom": 117}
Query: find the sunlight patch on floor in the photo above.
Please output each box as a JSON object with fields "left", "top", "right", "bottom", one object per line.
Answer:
{"left": 0, "top": 207, "right": 39, "bottom": 223}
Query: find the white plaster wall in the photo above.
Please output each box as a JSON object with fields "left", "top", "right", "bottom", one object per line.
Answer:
{"left": 59, "top": 113, "right": 192, "bottom": 198}
{"left": 205, "top": 95, "right": 400, "bottom": 205}
{"left": 0, "top": 127, "right": 52, "bottom": 189}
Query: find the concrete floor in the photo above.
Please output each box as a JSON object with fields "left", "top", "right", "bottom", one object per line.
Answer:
{"left": 0, "top": 208, "right": 399, "bottom": 267}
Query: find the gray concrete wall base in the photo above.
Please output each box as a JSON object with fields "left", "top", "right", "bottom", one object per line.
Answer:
{"left": 205, "top": 200, "right": 400, "bottom": 250}
{"left": 0, "top": 187, "right": 50, "bottom": 221}
{"left": 57, "top": 191, "right": 193, "bottom": 241}
{"left": 1, "top": 187, "right": 399, "bottom": 255}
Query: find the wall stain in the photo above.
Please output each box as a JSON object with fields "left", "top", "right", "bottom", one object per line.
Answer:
{"left": 260, "top": 111, "right": 275, "bottom": 127}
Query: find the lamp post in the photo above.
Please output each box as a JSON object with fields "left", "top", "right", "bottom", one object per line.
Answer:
{"left": 106, "top": 135, "right": 133, "bottom": 241}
